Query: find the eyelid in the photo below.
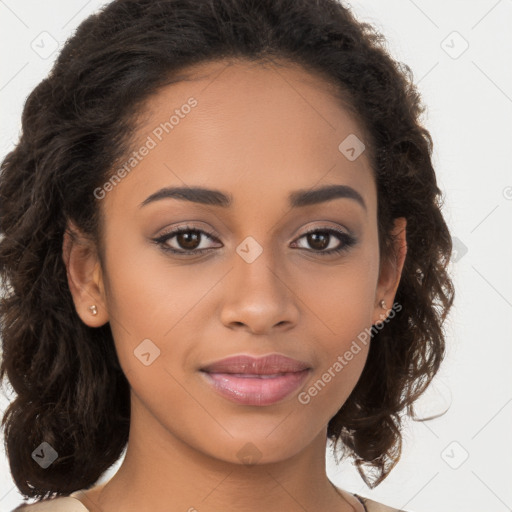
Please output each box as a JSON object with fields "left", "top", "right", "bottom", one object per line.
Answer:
{"left": 153, "top": 223, "right": 221, "bottom": 249}
{"left": 297, "top": 224, "right": 351, "bottom": 239}
{"left": 290, "top": 225, "right": 356, "bottom": 253}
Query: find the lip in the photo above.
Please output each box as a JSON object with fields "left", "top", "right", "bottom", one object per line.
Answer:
{"left": 200, "top": 354, "right": 312, "bottom": 406}
{"left": 201, "top": 354, "right": 311, "bottom": 374}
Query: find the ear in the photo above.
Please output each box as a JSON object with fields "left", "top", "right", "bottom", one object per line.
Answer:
{"left": 62, "top": 220, "right": 109, "bottom": 327}
{"left": 373, "top": 217, "right": 407, "bottom": 325}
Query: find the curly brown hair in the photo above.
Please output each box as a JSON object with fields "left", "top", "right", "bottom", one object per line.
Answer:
{"left": 0, "top": 0, "right": 454, "bottom": 500}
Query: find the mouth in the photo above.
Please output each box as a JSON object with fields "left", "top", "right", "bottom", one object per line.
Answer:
{"left": 199, "top": 354, "right": 312, "bottom": 406}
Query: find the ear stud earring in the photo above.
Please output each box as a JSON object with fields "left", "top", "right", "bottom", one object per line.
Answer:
{"left": 379, "top": 299, "right": 387, "bottom": 309}
{"left": 88, "top": 304, "right": 98, "bottom": 316}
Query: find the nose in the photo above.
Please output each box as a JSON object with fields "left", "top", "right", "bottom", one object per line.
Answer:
{"left": 220, "top": 244, "right": 300, "bottom": 335}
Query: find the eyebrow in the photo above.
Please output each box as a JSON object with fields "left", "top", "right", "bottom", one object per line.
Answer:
{"left": 139, "top": 184, "right": 366, "bottom": 211}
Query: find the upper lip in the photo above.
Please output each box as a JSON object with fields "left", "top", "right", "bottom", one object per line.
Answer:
{"left": 200, "top": 354, "right": 311, "bottom": 375}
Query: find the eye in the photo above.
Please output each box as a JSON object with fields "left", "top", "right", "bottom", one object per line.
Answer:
{"left": 152, "top": 225, "right": 221, "bottom": 255}
{"left": 291, "top": 227, "right": 357, "bottom": 256}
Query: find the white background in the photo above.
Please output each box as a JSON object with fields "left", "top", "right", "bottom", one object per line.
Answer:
{"left": 1, "top": 1, "right": 511, "bottom": 511}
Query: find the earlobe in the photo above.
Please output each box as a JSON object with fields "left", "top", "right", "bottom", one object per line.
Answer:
{"left": 373, "top": 217, "right": 407, "bottom": 325}
{"left": 62, "top": 220, "right": 109, "bottom": 327}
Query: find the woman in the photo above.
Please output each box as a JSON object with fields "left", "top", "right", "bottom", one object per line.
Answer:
{"left": 0, "top": 0, "right": 454, "bottom": 511}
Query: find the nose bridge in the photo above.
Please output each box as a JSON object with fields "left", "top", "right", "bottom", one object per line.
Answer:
{"left": 233, "top": 233, "right": 285, "bottom": 298}
{"left": 220, "top": 233, "right": 299, "bottom": 332}
{"left": 239, "top": 236, "right": 279, "bottom": 292}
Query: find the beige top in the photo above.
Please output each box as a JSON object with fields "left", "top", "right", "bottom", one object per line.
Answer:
{"left": 12, "top": 495, "right": 88, "bottom": 511}
{"left": 13, "top": 485, "right": 406, "bottom": 511}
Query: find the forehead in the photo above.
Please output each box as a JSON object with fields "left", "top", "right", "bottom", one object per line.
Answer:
{"left": 102, "top": 58, "right": 376, "bottom": 217}
{"left": 141, "top": 57, "right": 366, "bottom": 146}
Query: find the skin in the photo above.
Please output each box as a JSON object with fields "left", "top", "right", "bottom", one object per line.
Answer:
{"left": 63, "top": 58, "right": 407, "bottom": 512}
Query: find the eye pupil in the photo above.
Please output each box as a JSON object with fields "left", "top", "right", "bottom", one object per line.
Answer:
{"left": 308, "top": 232, "right": 329, "bottom": 250}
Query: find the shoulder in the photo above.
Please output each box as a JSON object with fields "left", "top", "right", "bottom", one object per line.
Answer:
{"left": 357, "top": 494, "right": 409, "bottom": 512}
{"left": 12, "top": 496, "right": 89, "bottom": 512}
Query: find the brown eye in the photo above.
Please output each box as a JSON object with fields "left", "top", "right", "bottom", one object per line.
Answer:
{"left": 153, "top": 226, "right": 221, "bottom": 255}
{"left": 292, "top": 227, "right": 357, "bottom": 256}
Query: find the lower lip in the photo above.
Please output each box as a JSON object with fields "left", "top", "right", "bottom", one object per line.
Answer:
{"left": 201, "top": 369, "right": 311, "bottom": 406}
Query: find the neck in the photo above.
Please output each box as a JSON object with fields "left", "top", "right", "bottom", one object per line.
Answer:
{"left": 83, "top": 392, "right": 354, "bottom": 512}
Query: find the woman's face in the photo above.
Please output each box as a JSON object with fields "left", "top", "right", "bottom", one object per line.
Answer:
{"left": 74, "top": 58, "right": 406, "bottom": 465}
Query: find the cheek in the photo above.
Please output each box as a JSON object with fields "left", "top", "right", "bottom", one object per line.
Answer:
{"left": 300, "top": 333, "right": 370, "bottom": 419}
{"left": 290, "top": 257, "right": 377, "bottom": 416}
{"left": 101, "top": 229, "right": 221, "bottom": 339}
{"left": 296, "top": 299, "right": 372, "bottom": 419}
{"left": 293, "top": 256, "right": 378, "bottom": 336}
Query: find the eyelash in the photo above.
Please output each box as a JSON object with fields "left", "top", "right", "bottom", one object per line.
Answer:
{"left": 152, "top": 224, "right": 357, "bottom": 257}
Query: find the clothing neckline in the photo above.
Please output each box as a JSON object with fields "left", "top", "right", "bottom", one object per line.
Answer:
{"left": 354, "top": 493, "right": 369, "bottom": 512}
{"left": 330, "top": 483, "right": 368, "bottom": 512}
{"left": 69, "top": 490, "right": 92, "bottom": 511}
{"left": 71, "top": 483, "right": 368, "bottom": 512}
